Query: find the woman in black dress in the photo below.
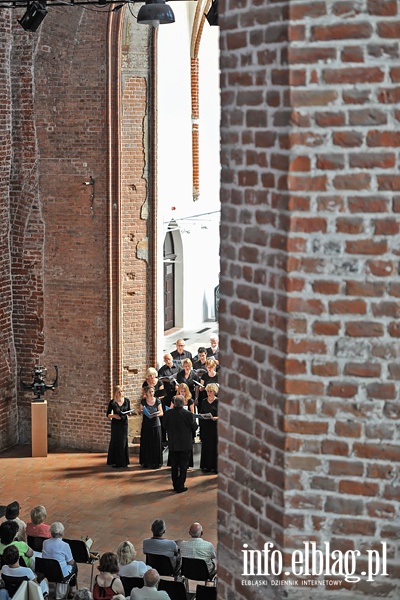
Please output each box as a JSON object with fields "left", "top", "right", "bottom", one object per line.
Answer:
{"left": 139, "top": 386, "right": 163, "bottom": 469}
{"left": 199, "top": 383, "right": 219, "bottom": 473}
{"left": 176, "top": 358, "right": 198, "bottom": 398}
{"left": 198, "top": 359, "right": 218, "bottom": 412}
{"left": 107, "top": 385, "right": 131, "bottom": 468}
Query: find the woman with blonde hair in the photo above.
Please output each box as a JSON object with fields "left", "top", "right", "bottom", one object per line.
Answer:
{"left": 199, "top": 383, "right": 219, "bottom": 474}
{"left": 116, "top": 541, "right": 150, "bottom": 578}
{"left": 106, "top": 385, "right": 132, "bottom": 469}
{"left": 26, "top": 505, "right": 51, "bottom": 539}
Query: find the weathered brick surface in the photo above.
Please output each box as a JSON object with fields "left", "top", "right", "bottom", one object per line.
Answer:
{"left": 0, "top": 9, "right": 151, "bottom": 450}
{"left": 0, "top": 13, "right": 18, "bottom": 451}
{"left": 219, "top": 0, "right": 400, "bottom": 597}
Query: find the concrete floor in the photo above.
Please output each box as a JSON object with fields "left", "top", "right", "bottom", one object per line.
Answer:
{"left": 0, "top": 445, "right": 217, "bottom": 591}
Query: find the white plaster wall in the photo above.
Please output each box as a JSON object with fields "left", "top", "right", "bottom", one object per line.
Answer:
{"left": 157, "top": 1, "right": 220, "bottom": 359}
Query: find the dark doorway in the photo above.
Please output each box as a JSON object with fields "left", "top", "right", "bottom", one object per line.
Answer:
{"left": 164, "top": 232, "right": 176, "bottom": 331}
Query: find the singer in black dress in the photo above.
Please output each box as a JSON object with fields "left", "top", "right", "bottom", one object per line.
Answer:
{"left": 139, "top": 386, "right": 164, "bottom": 469}
{"left": 107, "top": 385, "right": 131, "bottom": 468}
{"left": 199, "top": 383, "right": 219, "bottom": 473}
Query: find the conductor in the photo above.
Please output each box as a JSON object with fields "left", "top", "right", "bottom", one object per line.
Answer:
{"left": 163, "top": 395, "right": 197, "bottom": 494}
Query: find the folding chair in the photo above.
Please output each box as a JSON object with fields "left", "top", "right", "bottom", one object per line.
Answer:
{"left": 181, "top": 558, "right": 216, "bottom": 586}
{"left": 146, "top": 553, "right": 179, "bottom": 577}
{"left": 1, "top": 574, "right": 29, "bottom": 597}
{"left": 120, "top": 576, "right": 144, "bottom": 595}
{"left": 158, "top": 578, "right": 195, "bottom": 600}
{"left": 64, "top": 538, "right": 99, "bottom": 589}
{"left": 27, "top": 536, "right": 47, "bottom": 553}
{"left": 195, "top": 583, "right": 217, "bottom": 599}
{"left": 35, "top": 557, "right": 75, "bottom": 599}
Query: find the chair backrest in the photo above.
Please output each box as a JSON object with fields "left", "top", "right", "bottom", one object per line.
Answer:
{"left": 120, "top": 576, "right": 144, "bottom": 595}
{"left": 35, "top": 556, "right": 65, "bottom": 583}
{"left": 195, "top": 584, "right": 217, "bottom": 600}
{"left": 27, "top": 536, "right": 47, "bottom": 553}
{"left": 181, "top": 557, "right": 211, "bottom": 582}
{"left": 145, "top": 554, "right": 175, "bottom": 577}
{"left": 64, "top": 539, "right": 90, "bottom": 563}
{"left": 158, "top": 579, "right": 188, "bottom": 600}
{"left": 2, "top": 574, "right": 29, "bottom": 598}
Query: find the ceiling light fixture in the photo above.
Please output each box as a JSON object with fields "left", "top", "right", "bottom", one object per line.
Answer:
{"left": 137, "top": 0, "right": 175, "bottom": 26}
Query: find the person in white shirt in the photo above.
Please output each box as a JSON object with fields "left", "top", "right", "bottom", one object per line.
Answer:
{"left": 129, "top": 569, "right": 170, "bottom": 600}
{"left": 5, "top": 501, "right": 27, "bottom": 542}
{"left": 42, "top": 522, "right": 77, "bottom": 594}
{"left": 1, "top": 544, "right": 49, "bottom": 596}
{"left": 116, "top": 541, "right": 151, "bottom": 578}
{"left": 180, "top": 522, "right": 216, "bottom": 577}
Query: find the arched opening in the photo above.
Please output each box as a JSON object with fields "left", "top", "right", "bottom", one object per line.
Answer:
{"left": 163, "top": 230, "right": 176, "bottom": 331}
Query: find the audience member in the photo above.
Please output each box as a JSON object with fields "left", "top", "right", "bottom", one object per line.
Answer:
{"left": 5, "top": 501, "right": 26, "bottom": 542}
{"left": 142, "top": 520, "right": 180, "bottom": 571}
{"left": 130, "top": 569, "right": 170, "bottom": 600}
{"left": 26, "top": 505, "right": 51, "bottom": 539}
{"left": 0, "top": 521, "right": 34, "bottom": 568}
{"left": 116, "top": 541, "right": 150, "bottom": 578}
{"left": 180, "top": 522, "right": 216, "bottom": 577}
{"left": 73, "top": 589, "right": 93, "bottom": 600}
{"left": 42, "top": 522, "right": 77, "bottom": 593}
{"left": 1, "top": 544, "right": 49, "bottom": 596}
{"left": 92, "top": 552, "right": 124, "bottom": 600}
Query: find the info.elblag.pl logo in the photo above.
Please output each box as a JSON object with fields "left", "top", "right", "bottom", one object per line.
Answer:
{"left": 242, "top": 541, "right": 388, "bottom": 584}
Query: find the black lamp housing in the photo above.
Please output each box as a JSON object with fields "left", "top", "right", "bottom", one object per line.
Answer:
{"left": 137, "top": 0, "right": 175, "bottom": 26}
{"left": 205, "top": 0, "right": 218, "bottom": 26}
{"left": 18, "top": 0, "right": 47, "bottom": 31}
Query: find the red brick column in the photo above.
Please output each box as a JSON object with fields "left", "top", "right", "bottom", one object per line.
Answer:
{"left": 219, "top": 0, "right": 400, "bottom": 597}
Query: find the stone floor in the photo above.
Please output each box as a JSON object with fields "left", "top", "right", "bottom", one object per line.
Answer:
{"left": 0, "top": 445, "right": 217, "bottom": 592}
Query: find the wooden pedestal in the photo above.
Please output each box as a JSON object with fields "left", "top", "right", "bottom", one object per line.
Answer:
{"left": 31, "top": 401, "right": 48, "bottom": 457}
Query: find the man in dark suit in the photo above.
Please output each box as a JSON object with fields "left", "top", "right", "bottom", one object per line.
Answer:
{"left": 163, "top": 395, "right": 197, "bottom": 494}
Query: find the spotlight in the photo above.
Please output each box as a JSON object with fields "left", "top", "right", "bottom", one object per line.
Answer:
{"left": 18, "top": 0, "right": 47, "bottom": 31}
{"left": 137, "top": 0, "right": 175, "bottom": 26}
{"left": 205, "top": 0, "right": 218, "bottom": 26}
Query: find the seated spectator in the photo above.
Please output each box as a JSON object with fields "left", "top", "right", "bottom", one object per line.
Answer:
{"left": 0, "top": 521, "right": 34, "bottom": 568}
{"left": 180, "top": 522, "right": 216, "bottom": 577}
{"left": 5, "top": 502, "right": 26, "bottom": 542}
{"left": 1, "top": 544, "right": 49, "bottom": 597}
{"left": 116, "top": 541, "right": 150, "bottom": 578}
{"left": 142, "top": 520, "right": 180, "bottom": 571}
{"left": 92, "top": 552, "right": 125, "bottom": 600}
{"left": 26, "top": 506, "right": 51, "bottom": 539}
{"left": 73, "top": 589, "right": 92, "bottom": 600}
{"left": 42, "top": 522, "right": 77, "bottom": 593}
{"left": 130, "top": 569, "right": 170, "bottom": 600}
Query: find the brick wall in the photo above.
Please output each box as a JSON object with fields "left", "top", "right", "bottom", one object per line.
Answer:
{"left": 0, "top": 7, "right": 152, "bottom": 451}
{"left": 120, "top": 17, "right": 153, "bottom": 411}
{"left": 0, "top": 13, "right": 18, "bottom": 451}
{"left": 219, "top": 0, "right": 400, "bottom": 598}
